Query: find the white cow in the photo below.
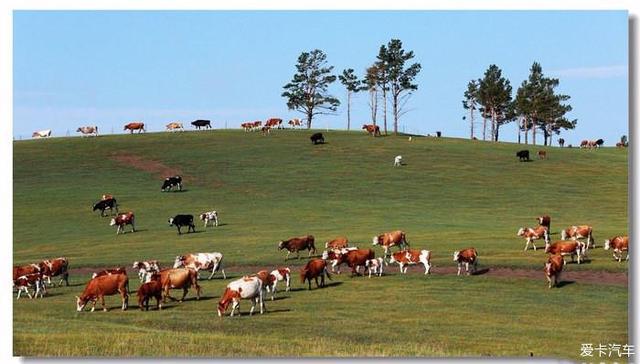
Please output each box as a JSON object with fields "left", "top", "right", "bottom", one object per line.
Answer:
{"left": 199, "top": 211, "right": 219, "bottom": 228}
{"left": 394, "top": 155, "right": 403, "bottom": 166}
{"left": 132, "top": 260, "right": 160, "bottom": 283}
{"left": 173, "top": 252, "right": 226, "bottom": 280}
{"left": 266, "top": 268, "right": 291, "bottom": 300}
{"left": 32, "top": 129, "right": 51, "bottom": 138}
{"left": 76, "top": 126, "right": 98, "bottom": 137}
{"left": 365, "top": 257, "right": 384, "bottom": 278}
{"left": 217, "top": 276, "right": 265, "bottom": 317}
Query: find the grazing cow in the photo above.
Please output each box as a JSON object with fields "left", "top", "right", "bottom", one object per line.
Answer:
{"left": 132, "top": 260, "right": 160, "bottom": 283}
{"left": 110, "top": 212, "right": 135, "bottom": 234}
{"left": 604, "top": 236, "right": 629, "bottom": 262}
{"left": 217, "top": 276, "right": 265, "bottom": 317}
{"left": 310, "top": 133, "right": 325, "bottom": 144}
{"left": 76, "top": 126, "right": 98, "bottom": 137}
{"left": 537, "top": 150, "right": 547, "bottom": 160}
{"left": 544, "top": 254, "right": 565, "bottom": 288}
{"left": 14, "top": 273, "right": 46, "bottom": 299}
{"left": 13, "top": 264, "right": 41, "bottom": 282}
{"left": 241, "top": 122, "right": 252, "bottom": 132}
{"left": 288, "top": 118, "right": 302, "bottom": 128}
{"left": 137, "top": 278, "right": 163, "bottom": 311}
{"left": 157, "top": 268, "right": 201, "bottom": 303}
{"left": 453, "top": 248, "right": 478, "bottom": 276}
{"left": 123, "top": 122, "right": 145, "bottom": 134}
{"left": 265, "top": 118, "right": 283, "bottom": 129}
{"left": 321, "top": 247, "right": 358, "bottom": 274}
{"left": 336, "top": 249, "right": 375, "bottom": 276}
{"left": 517, "top": 226, "right": 550, "bottom": 251}
{"left": 161, "top": 175, "right": 183, "bottom": 192}
{"left": 616, "top": 142, "right": 624, "bottom": 148}
{"left": 173, "top": 252, "right": 226, "bottom": 280}
{"left": 278, "top": 235, "right": 316, "bottom": 260}
{"left": 76, "top": 272, "right": 129, "bottom": 312}
{"left": 91, "top": 267, "right": 127, "bottom": 279}
{"left": 325, "top": 237, "right": 349, "bottom": 250}
{"left": 516, "top": 150, "right": 530, "bottom": 161}
{"left": 580, "top": 140, "right": 589, "bottom": 148}
{"left": 92, "top": 198, "right": 118, "bottom": 217}
{"left": 362, "top": 124, "right": 381, "bottom": 136}
{"left": 261, "top": 126, "right": 271, "bottom": 135}
{"left": 558, "top": 138, "right": 565, "bottom": 147}
{"left": 168, "top": 214, "right": 196, "bottom": 234}
{"left": 191, "top": 119, "right": 212, "bottom": 129}
{"left": 266, "top": 268, "right": 291, "bottom": 300}
{"left": 165, "top": 122, "right": 184, "bottom": 132}
{"left": 199, "top": 210, "right": 219, "bottom": 228}
{"left": 102, "top": 193, "right": 114, "bottom": 200}
{"left": 300, "top": 259, "right": 332, "bottom": 289}
{"left": 545, "top": 241, "right": 584, "bottom": 264}
{"left": 32, "top": 129, "right": 52, "bottom": 138}
{"left": 537, "top": 215, "right": 551, "bottom": 232}
{"left": 561, "top": 225, "right": 595, "bottom": 249}
{"left": 394, "top": 155, "right": 403, "bottom": 166}
{"left": 38, "top": 257, "right": 70, "bottom": 287}
{"left": 389, "top": 249, "right": 432, "bottom": 275}
{"left": 372, "top": 230, "right": 409, "bottom": 261}
{"left": 365, "top": 257, "right": 384, "bottom": 278}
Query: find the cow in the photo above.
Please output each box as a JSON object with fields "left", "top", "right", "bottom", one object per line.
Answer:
{"left": 217, "top": 276, "right": 265, "bottom": 317}
{"left": 393, "top": 155, "right": 403, "bottom": 166}
{"left": 537, "top": 215, "right": 551, "bottom": 232}
{"left": 132, "top": 260, "right": 160, "bottom": 283}
{"left": 157, "top": 268, "right": 201, "bottom": 303}
{"left": 137, "top": 277, "right": 163, "bottom": 311}
{"left": 110, "top": 212, "right": 135, "bottom": 234}
{"left": 14, "top": 273, "right": 46, "bottom": 299}
{"left": 278, "top": 235, "right": 316, "bottom": 260}
{"left": 561, "top": 225, "right": 595, "bottom": 249}
{"left": 241, "top": 122, "right": 252, "bottom": 132}
{"left": 604, "top": 236, "right": 629, "bottom": 262}
{"left": 537, "top": 150, "right": 547, "bottom": 160}
{"left": 544, "top": 254, "right": 565, "bottom": 288}
{"left": 265, "top": 118, "right": 283, "bottom": 129}
{"left": 453, "top": 248, "right": 478, "bottom": 276}
{"left": 261, "top": 126, "right": 271, "bottom": 135}
{"left": 13, "top": 264, "right": 41, "bottom": 282}
{"left": 32, "top": 129, "right": 52, "bottom": 138}
{"left": 91, "top": 267, "right": 127, "bottom": 279}
{"left": 362, "top": 124, "right": 381, "bottom": 136}
{"left": 580, "top": 140, "right": 589, "bottom": 148}
{"left": 595, "top": 139, "right": 604, "bottom": 148}
{"left": 336, "top": 249, "right": 375, "bottom": 276}
{"left": 161, "top": 175, "right": 183, "bottom": 192}
{"left": 76, "top": 126, "right": 98, "bottom": 137}
{"left": 325, "top": 237, "right": 349, "bottom": 250}
{"left": 38, "top": 257, "right": 69, "bottom": 287}
{"left": 102, "top": 193, "right": 114, "bottom": 201}
{"left": 389, "top": 249, "right": 432, "bottom": 275}
{"left": 92, "top": 198, "right": 118, "bottom": 217}
{"left": 321, "top": 247, "right": 358, "bottom": 274}
{"left": 300, "top": 259, "right": 332, "bottom": 289}
{"left": 517, "top": 226, "right": 550, "bottom": 251}
{"left": 516, "top": 150, "right": 530, "bottom": 161}
{"left": 123, "top": 122, "right": 145, "bottom": 134}
{"left": 545, "top": 241, "right": 584, "bottom": 264}
{"left": 166, "top": 122, "right": 184, "bottom": 132}
{"left": 266, "top": 268, "right": 291, "bottom": 300}
{"left": 310, "top": 133, "right": 324, "bottom": 145}
{"left": 199, "top": 210, "right": 219, "bottom": 228}
{"left": 558, "top": 138, "right": 565, "bottom": 147}
{"left": 365, "top": 257, "right": 385, "bottom": 278}
{"left": 191, "top": 119, "right": 212, "bottom": 129}
{"left": 372, "top": 230, "right": 409, "bottom": 262}
{"left": 76, "top": 272, "right": 129, "bottom": 312}
{"left": 288, "top": 118, "right": 302, "bottom": 128}
{"left": 173, "top": 252, "right": 226, "bottom": 280}
{"left": 616, "top": 142, "right": 624, "bottom": 148}
{"left": 168, "top": 214, "right": 196, "bottom": 234}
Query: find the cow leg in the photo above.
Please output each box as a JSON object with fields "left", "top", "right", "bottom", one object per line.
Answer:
{"left": 320, "top": 274, "right": 325, "bottom": 288}
{"left": 122, "top": 290, "right": 128, "bottom": 310}
{"left": 285, "top": 251, "right": 291, "bottom": 261}
{"left": 62, "top": 272, "right": 69, "bottom": 287}
{"left": 546, "top": 275, "right": 552, "bottom": 288}
{"left": 100, "top": 296, "right": 107, "bottom": 312}
{"left": 249, "top": 297, "right": 256, "bottom": 316}
{"left": 208, "top": 264, "right": 217, "bottom": 280}
{"left": 180, "top": 287, "right": 188, "bottom": 302}
{"left": 524, "top": 239, "right": 529, "bottom": 251}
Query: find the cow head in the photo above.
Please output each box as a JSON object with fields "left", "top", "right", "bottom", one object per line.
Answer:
{"left": 516, "top": 228, "right": 526, "bottom": 237}
{"left": 217, "top": 288, "right": 239, "bottom": 317}
{"left": 543, "top": 262, "right": 553, "bottom": 277}
{"left": 173, "top": 255, "right": 185, "bottom": 268}
{"left": 604, "top": 240, "right": 611, "bottom": 250}
{"left": 453, "top": 251, "right": 460, "bottom": 262}
{"left": 168, "top": 218, "right": 175, "bottom": 226}
{"left": 372, "top": 236, "right": 381, "bottom": 245}
{"left": 109, "top": 218, "right": 117, "bottom": 226}
{"left": 277, "top": 241, "right": 285, "bottom": 250}
{"left": 561, "top": 229, "right": 569, "bottom": 240}
{"left": 132, "top": 261, "right": 141, "bottom": 269}
{"left": 321, "top": 250, "right": 329, "bottom": 260}
{"left": 76, "top": 295, "right": 91, "bottom": 311}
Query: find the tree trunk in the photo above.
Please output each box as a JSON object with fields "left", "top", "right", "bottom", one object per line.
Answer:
{"left": 347, "top": 91, "right": 351, "bottom": 131}
{"left": 517, "top": 117, "right": 521, "bottom": 144}
{"left": 393, "top": 95, "right": 398, "bottom": 136}
{"left": 532, "top": 118, "right": 536, "bottom": 145}
{"left": 470, "top": 108, "right": 475, "bottom": 139}
{"left": 490, "top": 109, "right": 496, "bottom": 142}
{"left": 382, "top": 88, "right": 388, "bottom": 135}
{"left": 482, "top": 116, "right": 487, "bottom": 141}
{"left": 495, "top": 123, "right": 500, "bottom": 141}
{"left": 524, "top": 116, "right": 528, "bottom": 144}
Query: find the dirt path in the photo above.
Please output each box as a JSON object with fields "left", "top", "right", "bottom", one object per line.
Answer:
{"left": 110, "top": 153, "right": 182, "bottom": 180}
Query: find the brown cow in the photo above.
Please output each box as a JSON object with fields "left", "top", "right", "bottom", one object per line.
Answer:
{"left": 453, "top": 248, "right": 478, "bottom": 276}
{"left": 278, "top": 235, "right": 316, "bottom": 260}
{"left": 13, "top": 264, "right": 41, "bottom": 282}
{"left": 137, "top": 277, "right": 163, "bottom": 311}
{"left": 165, "top": 122, "right": 184, "bottom": 132}
{"left": 537, "top": 150, "right": 547, "bottom": 160}
{"left": 110, "top": 212, "right": 135, "bottom": 234}
{"left": 300, "top": 259, "right": 332, "bottom": 289}
{"left": 38, "top": 257, "right": 69, "bottom": 287}
{"left": 544, "top": 254, "right": 565, "bottom": 288}
{"left": 76, "top": 272, "right": 129, "bottom": 312}
{"left": 265, "top": 118, "right": 282, "bottom": 129}
{"left": 545, "top": 241, "right": 584, "bottom": 264}
{"left": 336, "top": 249, "right": 375, "bottom": 276}
{"left": 92, "top": 267, "right": 127, "bottom": 279}
{"left": 14, "top": 273, "right": 46, "bottom": 299}
{"left": 389, "top": 249, "right": 432, "bottom": 275}
{"left": 124, "top": 122, "right": 145, "bottom": 134}
{"left": 321, "top": 247, "right": 358, "bottom": 274}
{"left": 537, "top": 215, "right": 551, "bottom": 232}
{"left": 561, "top": 225, "right": 595, "bottom": 249}
{"left": 580, "top": 140, "right": 589, "bottom": 148}
{"left": 362, "top": 124, "right": 381, "bottom": 136}
{"left": 604, "top": 236, "right": 629, "bottom": 262}
{"left": 157, "top": 268, "right": 201, "bottom": 303}
{"left": 517, "top": 226, "right": 550, "bottom": 251}
{"left": 325, "top": 237, "right": 349, "bottom": 249}
{"left": 373, "top": 230, "right": 408, "bottom": 260}
{"left": 261, "top": 126, "right": 271, "bottom": 135}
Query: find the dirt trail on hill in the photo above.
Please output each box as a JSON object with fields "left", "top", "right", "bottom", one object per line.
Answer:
{"left": 110, "top": 153, "right": 183, "bottom": 180}
{"left": 69, "top": 264, "right": 627, "bottom": 287}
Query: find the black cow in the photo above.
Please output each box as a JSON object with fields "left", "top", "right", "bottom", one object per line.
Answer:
{"left": 310, "top": 133, "right": 325, "bottom": 145}
{"left": 92, "top": 198, "right": 118, "bottom": 217}
{"left": 168, "top": 215, "right": 196, "bottom": 234}
{"left": 191, "top": 120, "right": 211, "bottom": 130}
{"left": 161, "top": 176, "right": 182, "bottom": 192}
{"left": 595, "top": 139, "right": 604, "bottom": 148}
{"left": 558, "top": 138, "right": 565, "bottom": 148}
{"left": 516, "top": 150, "right": 530, "bottom": 162}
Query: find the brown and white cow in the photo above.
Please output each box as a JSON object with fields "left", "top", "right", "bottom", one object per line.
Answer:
{"left": 217, "top": 276, "right": 265, "bottom": 317}
{"left": 265, "top": 118, "right": 283, "bottom": 129}
{"left": 38, "top": 257, "right": 69, "bottom": 287}
{"left": 362, "top": 124, "right": 381, "bottom": 136}
{"left": 604, "top": 236, "right": 629, "bottom": 262}
{"left": 453, "top": 248, "right": 478, "bottom": 276}
{"left": 124, "top": 122, "right": 145, "bottom": 134}
{"left": 13, "top": 264, "right": 41, "bottom": 282}
{"left": 32, "top": 129, "right": 52, "bottom": 138}
{"left": 336, "top": 249, "right": 375, "bottom": 276}
{"left": 261, "top": 126, "right": 271, "bottom": 135}
{"left": 110, "top": 212, "right": 135, "bottom": 234}
{"left": 300, "top": 259, "right": 332, "bottom": 289}
{"left": 76, "top": 126, "right": 98, "bottom": 137}
{"left": 278, "top": 235, "right": 316, "bottom": 260}
{"left": 137, "top": 277, "right": 163, "bottom": 311}
{"left": 288, "top": 118, "right": 302, "bottom": 128}
{"left": 321, "top": 247, "right": 358, "bottom": 274}
{"left": 561, "top": 225, "right": 595, "bottom": 249}
{"left": 132, "top": 260, "right": 160, "bottom": 283}
{"left": 373, "top": 230, "right": 408, "bottom": 261}
{"left": 389, "top": 249, "right": 432, "bottom": 275}
{"left": 544, "top": 254, "right": 565, "bottom": 288}
{"left": 92, "top": 267, "right": 127, "bottom": 279}
{"left": 537, "top": 215, "right": 551, "bottom": 232}
{"left": 266, "top": 268, "right": 291, "bottom": 300}
{"left": 580, "top": 140, "right": 589, "bottom": 148}
{"left": 545, "top": 241, "right": 584, "bottom": 264}
{"left": 537, "top": 150, "right": 547, "bottom": 160}
{"left": 364, "top": 257, "right": 384, "bottom": 277}
{"left": 165, "top": 122, "right": 184, "bottom": 132}
{"left": 157, "top": 268, "right": 201, "bottom": 303}
{"left": 14, "top": 273, "right": 46, "bottom": 299}
{"left": 173, "top": 252, "right": 226, "bottom": 280}
{"left": 325, "top": 237, "right": 349, "bottom": 250}
{"left": 76, "top": 272, "right": 129, "bottom": 312}
{"left": 517, "top": 226, "right": 550, "bottom": 251}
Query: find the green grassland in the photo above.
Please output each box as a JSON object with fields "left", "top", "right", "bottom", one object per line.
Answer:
{"left": 13, "top": 130, "right": 628, "bottom": 359}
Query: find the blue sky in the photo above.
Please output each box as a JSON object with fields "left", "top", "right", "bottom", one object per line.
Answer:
{"left": 13, "top": 10, "right": 628, "bottom": 145}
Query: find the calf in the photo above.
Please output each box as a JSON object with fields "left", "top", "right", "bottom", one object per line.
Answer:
{"left": 300, "top": 259, "right": 332, "bottom": 290}
{"left": 365, "top": 257, "right": 384, "bottom": 278}
{"left": 516, "top": 150, "right": 530, "bottom": 161}
{"left": 166, "top": 122, "right": 184, "bottom": 132}
{"left": 173, "top": 252, "right": 226, "bottom": 280}
{"left": 137, "top": 278, "right": 163, "bottom": 311}
{"left": 92, "top": 267, "right": 127, "bottom": 279}
{"left": 544, "top": 254, "right": 565, "bottom": 288}
{"left": 537, "top": 150, "right": 547, "bottom": 160}
{"left": 38, "top": 257, "right": 69, "bottom": 287}
{"left": 92, "top": 198, "right": 118, "bottom": 217}
{"left": 389, "top": 249, "right": 432, "bottom": 275}
{"left": 76, "top": 126, "right": 98, "bottom": 137}
{"left": 321, "top": 247, "right": 358, "bottom": 274}
{"left": 362, "top": 124, "right": 381, "bottom": 136}
{"left": 14, "top": 273, "right": 46, "bottom": 299}
{"left": 266, "top": 268, "right": 291, "bottom": 300}
{"left": 161, "top": 175, "right": 183, "bottom": 192}
{"left": 158, "top": 268, "right": 201, "bottom": 303}
{"left": 517, "top": 226, "right": 550, "bottom": 251}
{"left": 199, "top": 210, "right": 219, "bottom": 228}
{"left": 132, "top": 260, "right": 160, "bottom": 283}
{"left": 325, "top": 237, "right": 349, "bottom": 250}
{"left": 110, "top": 212, "right": 135, "bottom": 234}
{"left": 604, "top": 236, "right": 629, "bottom": 262}
{"left": 453, "top": 248, "right": 478, "bottom": 276}
{"left": 217, "top": 276, "right": 265, "bottom": 317}
{"left": 278, "top": 235, "right": 316, "bottom": 260}
{"left": 310, "top": 133, "right": 325, "bottom": 145}
{"left": 373, "top": 230, "right": 408, "bottom": 261}
{"left": 545, "top": 241, "right": 584, "bottom": 264}
{"left": 393, "top": 155, "right": 403, "bottom": 167}
{"left": 561, "top": 225, "right": 595, "bottom": 249}
{"left": 76, "top": 272, "right": 129, "bottom": 312}
{"left": 337, "top": 249, "right": 375, "bottom": 276}
{"left": 168, "top": 214, "right": 196, "bottom": 234}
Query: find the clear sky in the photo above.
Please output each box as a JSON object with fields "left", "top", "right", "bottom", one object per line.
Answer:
{"left": 13, "top": 10, "right": 628, "bottom": 145}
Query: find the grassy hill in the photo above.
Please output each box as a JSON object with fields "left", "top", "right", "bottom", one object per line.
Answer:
{"left": 13, "top": 130, "right": 628, "bottom": 358}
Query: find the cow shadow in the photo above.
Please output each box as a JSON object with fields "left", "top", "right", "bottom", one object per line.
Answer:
{"left": 471, "top": 268, "right": 490, "bottom": 276}
{"left": 175, "top": 230, "right": 204, "bottom": 235}
{"left": 225, "top": 308, "right": 292, "bottom": 317}
{"left": 268, "top": 295, "right": 290, "bottom": 302}
{"left": 322, "top": 281, "right": 343, "bottom": 288}
{"left": 555, "top": 280, "right": 575, "bottom": 288}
